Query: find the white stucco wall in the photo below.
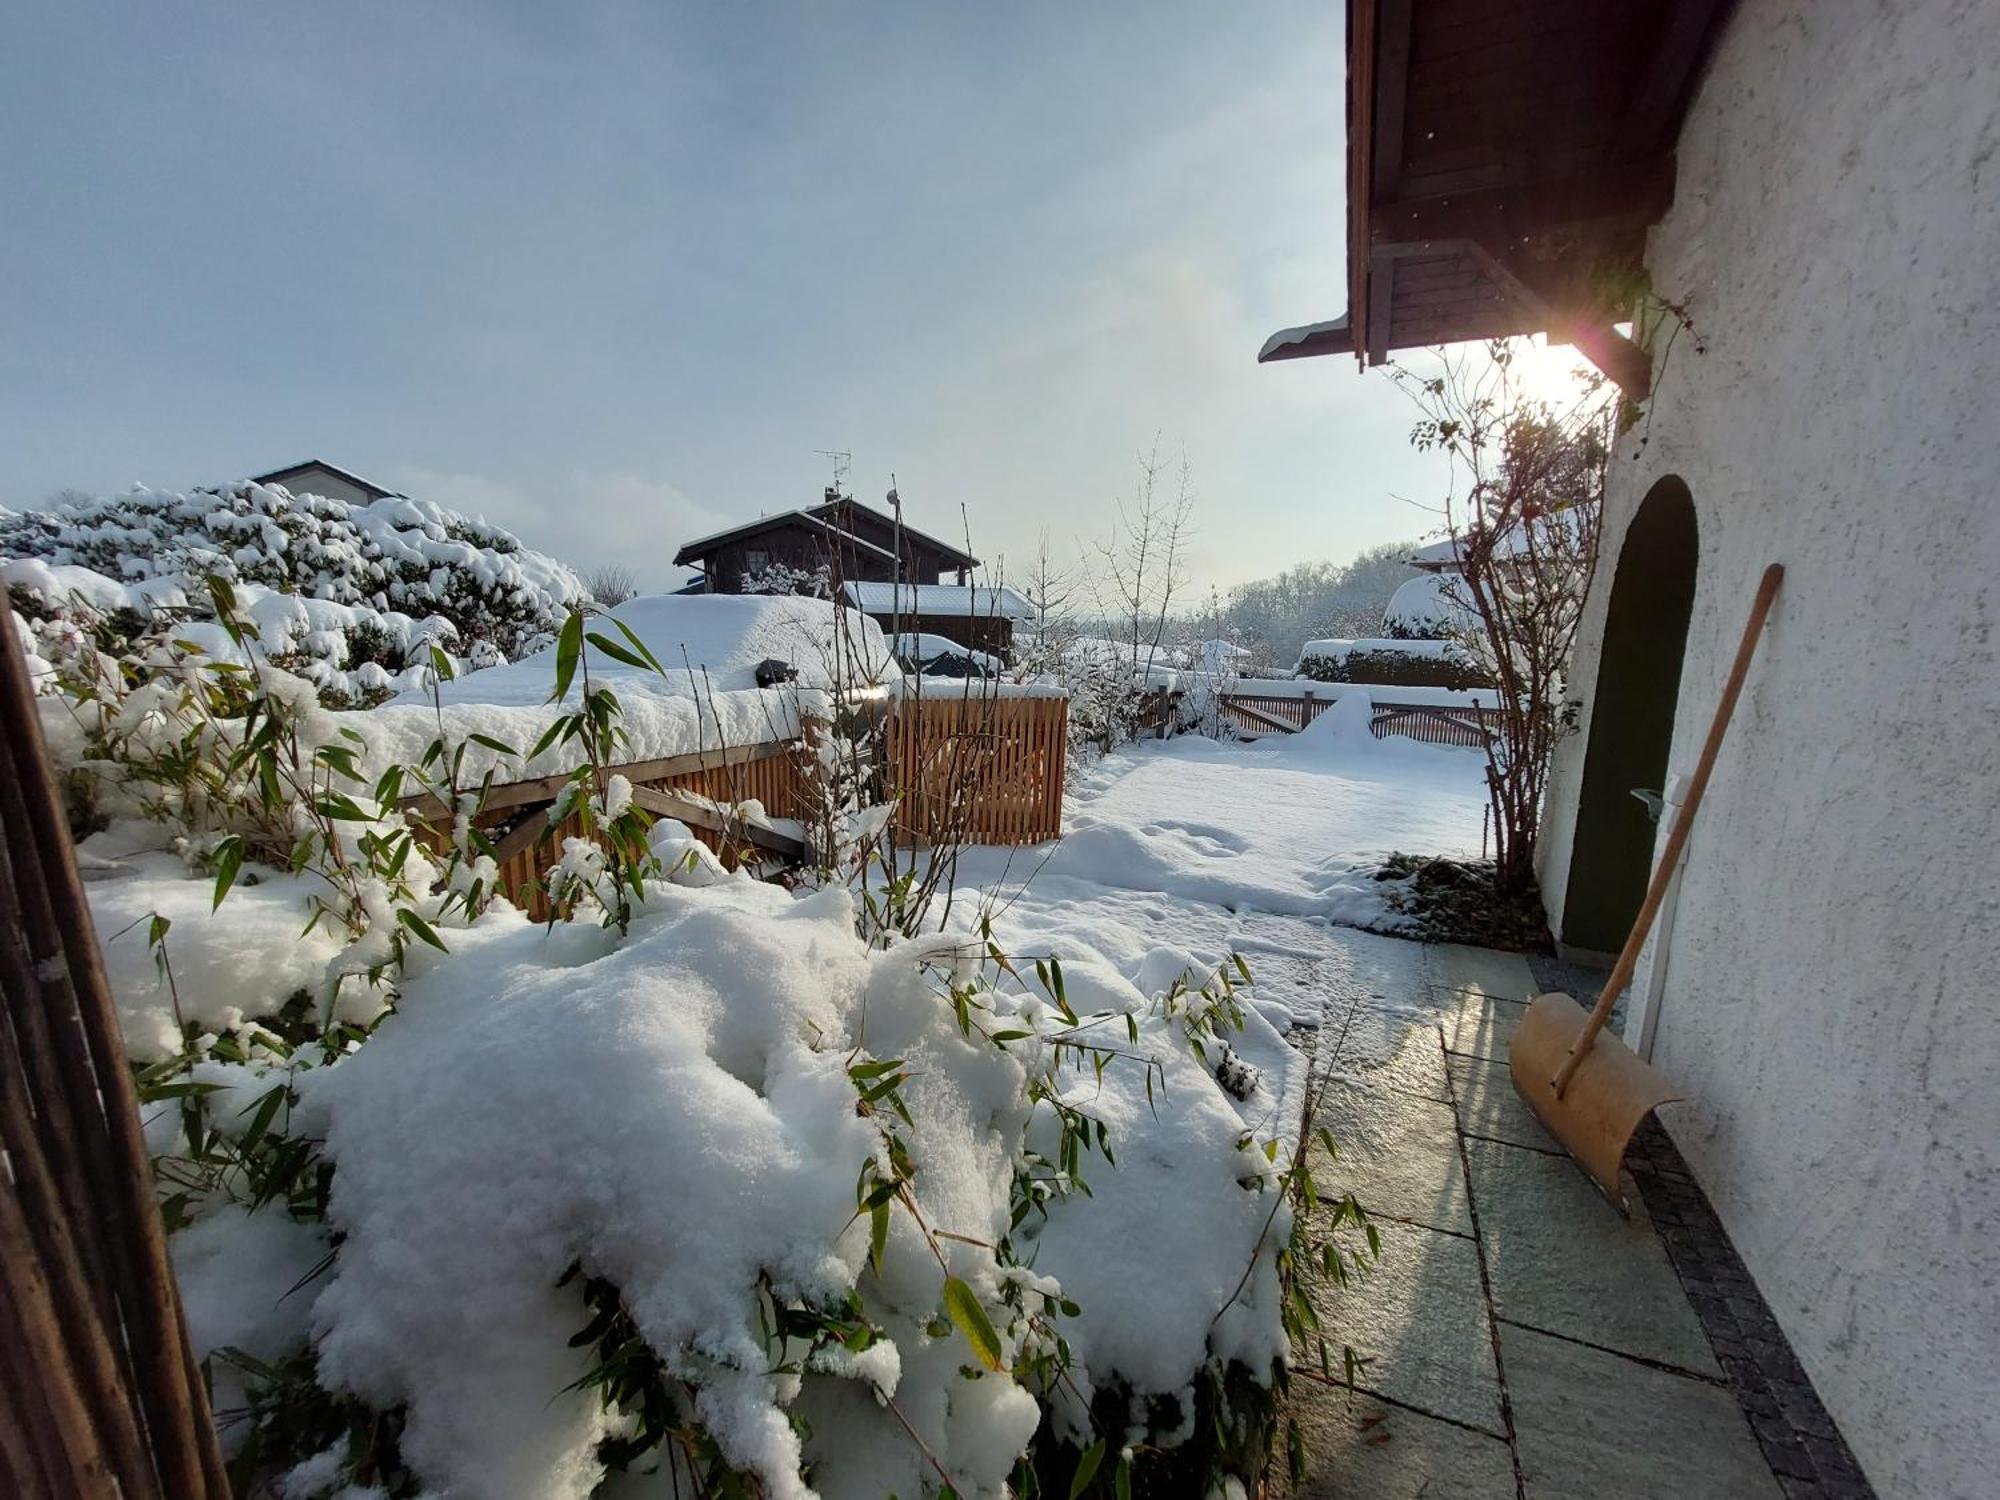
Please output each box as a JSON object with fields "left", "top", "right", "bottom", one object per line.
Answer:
{"left": 1535, "top": 3, "right": 2000, "bottom": 1494}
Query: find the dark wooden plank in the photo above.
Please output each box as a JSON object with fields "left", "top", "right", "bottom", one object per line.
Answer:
{"left": 399, "top": 737, "right": 799, "bottom": 818}
{"left": 1617, "top": 0, "right": 1731, "bottom": 160}
{"left": 1371, "top": 0, "right": 1414, "bottom": 199}
{"left": 630, "top": 785, "right": 806, "bottom": 859}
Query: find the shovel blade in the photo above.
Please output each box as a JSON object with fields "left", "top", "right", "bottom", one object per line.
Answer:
{"left": 1508, "top": 992, "right": 1684, "bottom": 1213}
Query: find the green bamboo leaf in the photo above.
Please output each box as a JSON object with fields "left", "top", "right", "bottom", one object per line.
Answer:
{"left": 941, "top": 1275, "right": 1005, "bottom": 1373}
{"left": 609, "top": 616, "right": 670, "bottom": 676}
{"left": 210, "top": 837, "right": 244, "bottom": 912}
{"left": 430, "top": 643, "right": 456, "bottom": 682}
{"left": 396, "top": 908, "right": 450, "bottom": 952}
{"left": 869, "top": 1200, "right": 889, "bottom": 1276}
{"left": 1068, "top": 1438, "right": 1106, "bottom": 1498}
{"left": 549, "top": 611, "right": 585, "bottom": 704}
{"left": 585, "top": 631, "right": 653, "bottom": 672}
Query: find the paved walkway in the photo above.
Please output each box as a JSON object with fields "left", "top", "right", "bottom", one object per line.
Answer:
{"left": 1277, "top": 943, "right": 1785, "bottom": 1500}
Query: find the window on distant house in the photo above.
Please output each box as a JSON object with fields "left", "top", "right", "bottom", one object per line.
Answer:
{"left": 745, "top": 548, "right": 770, "bottom": 573}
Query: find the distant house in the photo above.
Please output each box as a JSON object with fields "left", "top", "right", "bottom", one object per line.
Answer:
{"left": 673, "top": 489, "right": 980, "bottom": 597}
{"left": 249, "top": 460, "right": 400, "bottom": 507}
{"left": 840, "top": 581, "right": 1032, "bottom": 658}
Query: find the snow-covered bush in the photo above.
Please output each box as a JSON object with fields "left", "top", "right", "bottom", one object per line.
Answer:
{"left": 3, "top": 480, "right": 585, "bottom": 704}
{"left": 1296, "top": 636, "right": 1491, "bottom": 690}
{"left": 43, "top": 587, "right": 1366, "bottom": 1498}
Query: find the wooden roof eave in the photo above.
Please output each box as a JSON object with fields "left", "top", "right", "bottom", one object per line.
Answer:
{"left": 1260, "top": 0, "right": 1734, "bottom": 399}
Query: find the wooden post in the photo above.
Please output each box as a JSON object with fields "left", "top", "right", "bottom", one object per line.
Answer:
{"left": 0, "top": 631, "right": 229, "bottom": 1497}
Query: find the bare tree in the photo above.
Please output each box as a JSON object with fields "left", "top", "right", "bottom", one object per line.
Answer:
{"left": 1090, "top": 439, "right": 1196, "bottom": 682}
{"left": 585, "top": 565, "right": 640, "bottom": 607}
{"left": 1389, "top": 339, "right": 1613, "bottom": 895}
{"left": 1015, "top": 529, "right": 1078, "bottom": 670}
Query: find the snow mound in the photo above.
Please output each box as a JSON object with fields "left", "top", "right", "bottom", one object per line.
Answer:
{"left": 410, "top": 593, "right": 890, "bottom": 705}
{"left": 1382, "top": 573, "right": 1478, "bottom": 637}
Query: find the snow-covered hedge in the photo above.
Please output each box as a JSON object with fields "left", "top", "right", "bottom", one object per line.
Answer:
{"left": 3, "top": 480, "right": 587, "bottom": 703}
{"left": 1295, "top": 636, "right": 1491, "bottom": 690}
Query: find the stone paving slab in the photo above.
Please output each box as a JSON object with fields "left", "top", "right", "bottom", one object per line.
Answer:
{"left": 1426, "top": 943, "right": 1539, "bottom": 1004}
{"left": 1465, "top": 1136, "right": 1720, "bottom": 1376}
{"left": 1502, "top": 1322, "right": 1783, "bottom": 1499}
{"left": 1276, "top": 1385, "right": 1516, "bottom": 1499}
{"left": 1447, "top": 1054, "right": 1560, "bottom": 1153}
{"left": 1441, "top": 992, "right": 1527, "bottom": 1064}
{"left": 1302, "top": 1216, "right": 1504, "bottom": 1435}
{"left": 1312, "top": 1080, "right": 1473, "bottom": 1235}
{"left": 1327, "top": 1003, "right": 1453, "bottom": 1102}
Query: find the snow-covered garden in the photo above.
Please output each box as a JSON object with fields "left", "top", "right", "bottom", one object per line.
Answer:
{"left": 5, "top": 477, "right": 1472, "bottom": 1499}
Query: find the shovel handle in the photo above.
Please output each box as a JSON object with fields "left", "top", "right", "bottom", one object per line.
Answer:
{"left": 1552, "top": 562, "right": 1784, "bottom": 1096}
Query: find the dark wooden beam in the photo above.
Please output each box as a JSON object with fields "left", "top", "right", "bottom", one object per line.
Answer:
{"left": 1462, "top": 239, "right": 1653, "bottom": 398}
{"left": 1366, "top": 250, "right": 1395, "bottom": 367}
{"left": 1369, "top": 161, "right": 1676, "bottom": 249}
{"left": 1347, "top": 0, "right": 1381, "bottom": 365}
{"left": 630, "top": 785, "right": 805, "bottom": 859}
{"left": 1370, "top": 0, "right": 1414, "bottom": 200}
{"left": 1617, "top": 0, "right": 1731, "bottom": 161}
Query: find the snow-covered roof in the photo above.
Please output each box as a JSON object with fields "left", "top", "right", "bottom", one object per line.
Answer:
{"left": 249, "top": 459, "right": 400, "bottom": 502}
{"left": 892, "top": 632, "right": 1002, "bottom": 672}
{"left": 806, "top": 497, "right": 979, "bottom": 569}
{"left": 672, "top": 511, "right": 897, "bottom": 567}
{"left": 840, "top": 582, "right": 1033, "bottom": 619}
{"left": 1410, "top": 509, "right": 1590, "bottom": 571}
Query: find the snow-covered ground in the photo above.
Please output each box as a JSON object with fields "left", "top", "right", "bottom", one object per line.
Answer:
{"left": 955, "top": 697, "right": 1490, "bottom": 1036}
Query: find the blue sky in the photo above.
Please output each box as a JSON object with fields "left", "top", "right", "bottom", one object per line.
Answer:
{"left": 1, "top": 0, "right": 1462, "bottom": 589}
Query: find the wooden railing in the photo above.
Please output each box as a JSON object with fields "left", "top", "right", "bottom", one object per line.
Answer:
{"left": 1217, "top": 689, "right": 1498, "bottom": 749}
{"left": 411, "top": 693, "right": 1070, "bottom": 915}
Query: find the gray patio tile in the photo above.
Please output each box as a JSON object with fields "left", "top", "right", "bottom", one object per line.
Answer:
{"left": 1502, "top": 1322, "right": 1782, "bottom": 1500}
{"left": 1311, "top": 1080, "right": 1471, "bottom": 1235}
{"left": 1442, "top": 993, "right": 1526, "bottom": 1063}
{"left": 1426, "top": 944, "right": 1538, "bottom": 1005}
{"left": 1301, "top": 1217, "right": 1504, "bottom": 1435}
{"left": 1317, "top": 925, "right": 1433, "bottom": 1009}
{"left": 1447, "top": 1055, "right": 1559, "bottom": 1153}
{"left": 1278, "top": 1386, "right": 1516, "bottom": 1500}
{"left": 1324, "top": 1003, "right": 1452, "bottom": 1102}
{"left": 1465, "top": 1137, "right": 1719, "bottom": 1376}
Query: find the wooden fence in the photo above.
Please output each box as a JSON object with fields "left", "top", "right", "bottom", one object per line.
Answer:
{"left": 1218, "top": 689, "right": 1498, "bottom": 749}
{"left": 887, "top": 693, "right": 1068, "bottom": 847}
{"left": 412, "top": 693, "right": 1070, "bottom": 915}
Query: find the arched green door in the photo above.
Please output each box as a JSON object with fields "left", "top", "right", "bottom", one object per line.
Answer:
{"left": 1561, "top": 478, "right": 1699, "bottom": 953}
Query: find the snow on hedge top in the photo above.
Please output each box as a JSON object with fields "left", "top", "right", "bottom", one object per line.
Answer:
{"left": 410, "top": 594, "right": 891, "bottom": 707}
{"left": 1382, "top": 573, "right": 1478, "bottom": 638}
{"left": 1, "top": 479, "right": 586, "bottom": 667}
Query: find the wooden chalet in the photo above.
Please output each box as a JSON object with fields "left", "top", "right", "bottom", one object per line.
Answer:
{"left": 673, "top": 489, "right": 980, "bottom": 595}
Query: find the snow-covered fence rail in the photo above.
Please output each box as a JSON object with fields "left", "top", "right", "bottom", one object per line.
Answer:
{"left": 405, "top": 737, "right": 811, "bottom": 918}
{"left": 1217, "top": 681, "right": 1500, "bottom": 748}
{"left": 888, "top": 691, "right": 1068, "bottom": 846}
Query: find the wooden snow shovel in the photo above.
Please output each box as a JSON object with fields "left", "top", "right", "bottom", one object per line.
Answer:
{"left": 1510, "top": 562, "right": 1785, "bottom": 1212}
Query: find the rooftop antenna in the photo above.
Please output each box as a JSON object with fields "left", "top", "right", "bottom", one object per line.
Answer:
{"left": 813, "top": 448, "right": 852, "bottom": 500}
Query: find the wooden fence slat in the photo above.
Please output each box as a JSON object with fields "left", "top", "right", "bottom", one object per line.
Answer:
{"left": 0, "top": 628, "right": 228, "bottom": 1498}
